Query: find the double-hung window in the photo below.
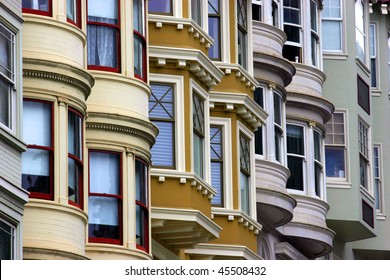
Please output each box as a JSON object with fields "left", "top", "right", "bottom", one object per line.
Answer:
{"left": 355, "top": 0, "right": 366, "bottom": 62}
{"left": 310, "top": 1, "right": 319, "bottom": 67}
{"left": 325, "top": 112, "right": 347, "bottom": 179}
{"left": 134, "top": 0, "right": 147, "bottom": 81}
{"left": 0, "top": 219, "right": 15, "bottom": 260}
{"left": 87, "top": 0, "right": 120, "bottom": 72}
{"left": 0, "top": 23, "right": 15, "bottom": 130}
{"left": 148, "top": 0, "right": 172, "bottom": 15}
{"left": 68, "top": 109, "right": 83, "bottom": 208}
{"left": 252, "top": 0, "right": 262, "bottom": 22}
{"left": 370, "top": 24, "right": 377, "bottom": 88}
{"left": 286, "top": 124, "right": 304, "bottom": 191}
{"left": 358, "top": 119, "right": 370, "bottom": 191}
{"left": 135, "top": 158, "right": 149, "bottom": 252}
{"left": 210, "top": 125, "right": 223, "bottom": 207}
{"left": 22, "top": 0, "right": 51, "bottom": 16}
{"left": 67, "top": 0, "right": 81, "bottom": 27}
{"left": 149, "top": 83, "right": 175, "bottom": 168}
{"left": 191, "top": 0, "right": 202, "bottom": 26}
{"left": 373, "top": 145, "right": 383, "bottom": 213}
{"left": 240, "top": 134, "right": 251, "bottom": 214}
{"left": 254, "top": 87, "right": 264, "bottom": 156}
{"left": 88, "top": 151, "right": 122, "bottom": 244}
{"left": 274, "top": 92, "right": 283, "bottom": 163}
{"left": 22, "top": 100, "right": 54, "bottom": 200}
{"left": 208, "top": 0, "right": 221, "bottom": 60}
{"left": 283, "top": 0, "right": 302, "bottom": 62}
{"left": 237, "top": 0, "right": 248, "bottom": 69}
{"left": 313, "top": 130, "right": 323, "bottom": 197}
{"left": 322, "top": 0, "right": 342, "bottom": 52}
{"left": 193, "top": 92, "right": 205, "bottom": 178}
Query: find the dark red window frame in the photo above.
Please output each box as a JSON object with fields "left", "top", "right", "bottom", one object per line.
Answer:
{"left": 88, "top": 150, "right": 123, "bottom": 245}
{"left": 22, "top": 0, "right": 52, "bottom": 17}
{"left": 22, "top": 98, "right": 54, "bottom": 200}
{"left": 68, "top": 108, "right": 84, "bottom": 209}
{"left": 135, "top": 157, "right": 149, "bottom": 253}
{"left": 67, "top": 0, "right": 82, "bottom": 28}
{"left": 134, "top": 0, "right": 147, "bottom": 82}
{"left": 87, "top": 0, "right": 121, "bottom": 73}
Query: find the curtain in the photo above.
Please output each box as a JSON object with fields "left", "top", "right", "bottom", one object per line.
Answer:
{"left": 89, "top": 152, "right": 119, "bottom": 195}
{"left": 0, "top": 24, "right": 11, "bottom": 78}
{"left": 68, "top": 111, "right": 82, "bottom": 159}
{"left": 135, "top": 160, "right": 147, "bottom": 205}
{"left": 240, "top": 172, "right": 249, "bottom": 214}
{"left": 88, "top": 196, "right": 118, "bottom": 226}
{"left": 67, "top": 0, "right": 75, "bottom": 21}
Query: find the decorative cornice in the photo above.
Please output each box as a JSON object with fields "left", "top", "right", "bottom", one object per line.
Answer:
{"left": 23, "top": 68, "right": 93, "bottom": 97}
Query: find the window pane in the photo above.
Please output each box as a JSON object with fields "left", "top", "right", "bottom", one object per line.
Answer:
{"left": 240, "top": 134, "right": 250, "bottom": 173}
{"left": 23, "top": 101, "right": 52, "bottom": 147}
{"left": 237, "top": 29, "right": 247, "bottom": 69}
{"left": 240, "top": 172, "right": 250, "bottom": 214}
{"left": 191, "top": 0, "right": 202, "bottom": 26}
{"left": 322, "top": 21, "right": 341, "bottom": 51}
{"left": 193, "top": 93, "right": 204, "bottom": 135}
{"left": 210, "top": 126, "right": 223, "bottom": 206}
{"left": 194, "top": 133, "right": 204, "bottom": 177}
{"left": 89, "top": 152, "right": 120, "bottom": 195}
{"left": 360, "top": 155, "right": 368, "bottom": 189}
{"left": 88, "top": 196, "right": 119, "bottom": 239}
{"left": 274, "top": 93, "right": 282, "bottom": 125}
{"left": 315, "top": 162, "right": 321, "bottom": 196}
{"left": 133, "top": 0, "right": 144, "bottom": 34}
{"left": 275, "top": 128, "right": 282, "bottom": 162}
{"left": 254, "top": 87, "right": 264, "bottom": 108}
{"left": 314, "top": 131, "right": 321, "bottom": 161}
{"left": 151, "top": 121, "right": 174, "bottom": 167}
{"left": 211, "top": 162, "right": 223, "bottom": 206}
{"left": 325, "top": 146, "right": 345, "bottom": 177}
{"left": 208, "top": 17, "right": 221, "bottom": 59}
{"left": 22, "top": 149, "right": 51, "bottom": 194}
{"left": 68, "top": 158, "right": 82, "bottom": 205}
{"left": 255, "top": 126, "right": 263, "bottom": 155}
{"left": 88, "top": 0, "right": 118, "bottom": 21}
{"left": 136, "top": 159, "right": 148, "bottom": 205}
{"left": 87, "top": 24, "right": 118, "bottom": 68}
{"left": 0, "top": 23, "right": 13, "bottom": 79}
{"left": 284, "top": 25, "right": 300, "bottom": 43}
{"left": 149, "top": 84, "right": 174, "bottom": 119}
{"left": 136, "top": 204, "right": 147, "bottom": 248}
{"left": 22, "top": 0, "right": 49, "bottom": 12}
{"left": 0, "top": 78, "right": 10, "bottom": 127}
{"left": 134, "top": 34, "right": 144, "bottom": 78}
{"left": 0, "top": 220, "right": 13, "bottom": 260}
{"left": 149, "top": 0, "right": 171, "bottom": 14}
{"left": 287, "top": 156, "right": 303, "bottom": 190}
{"left": 68, "top": 110, "right": 82, "bottom": 159}
{"left": 287, "top": 124, "right": 304, "bottom": 155}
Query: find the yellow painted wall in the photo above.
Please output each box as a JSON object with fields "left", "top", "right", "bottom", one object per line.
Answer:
{"left": 212, "top": 75, "right": 253, "bottom": 98}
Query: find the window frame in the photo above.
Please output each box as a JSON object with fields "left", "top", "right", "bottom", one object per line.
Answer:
{"left": 22, "top": 0, "right": 52, "bottom": 16}
{"left": 135, "top": 157, "right": 149, "bottom": 253}
{"left": 369, "top": 23, "right": 378, "bottom": 89}
{"left": 134, "top": 0, "right": 147, "bottom": 81}
{"left": 358, "top": 118, "right": 371, "bottom": 193}
{"left": 237, "top": 0, "right": 248, "bottom": 69}
{"left": 22, "top": 99, "right": 54, "bottom": 200}
{"left": 87, "top": 0, "right": 121, "bottom": 73}
{"left": 148, "top": 0, "right": 173, "bottom": 15}
{"left": 252, "top": 0, "right": 263, "bottom": 22}
{"left": 286, "top": 123, "right": 306, "bottom": 193}
{"left": 325, "top": 111, "right": 348, "bottom": 182}
{"left": 239, "top": 133, "right": 251, "bottom": 215}
{"left": 282, "top": 0, "right": 302, "bottom": 63}
{"left": 68, "top": 107, "right": 84, "bottom": 209}
{"left": 355, "top": 0, "right": 367, "bottom": 64}
{"left": 373, "top": 144, "right": 384, "bottom": 216}
{"left": 0, "top": 218, "right": 15, "bottom": 260}
{"left": 357, "top": 75, "right": 370, "bottom": 115}
{"left": 310, "top": 0, "right": 320, "bottom": 67}
{"left": 193, "top": 91, "right": 206, "bottom": 179}
{"left": 208, "top": 0, "right": 222, "bottom": 60}
{"left": 88, "top": 150, "right": 123, "bottom": 245}
{"left": 313, "top": 129, "right": 324, "bottom": 198}
{"left": 67, "top": 0, "right": 81, "bottom": 28}
{"left": 0, "top": 22, "right": 16, "bottom": 132}
{"left": 210, "top": 125, "right": 224, "bottom": 207}
{"left": 254, "top": 87, "right": 264, "bottom": 156}
{"left": 273, "top": 91, "right": 284, "bottom": 163}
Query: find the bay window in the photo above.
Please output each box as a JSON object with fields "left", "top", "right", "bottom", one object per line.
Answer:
{"left": 68, "top": 109, "right": 83, "bottom": 208}
{"left": 135, "top": 158, "right": 149, "bottom": 252}
{"left": 286, "top": 124, "right": 304, "bottom": 191}
{"left": 283, "top": 0, "right": 302, "bottom": 62}
{"left": 358, "top": 119, "right": 370, "bottom": 191}
{"left": 193, "top": 92, "right": 205, "bottom": 178}
{"left": 325, "top": 112, "right": 347, "bottom": 179}
{"left": 148, "top": 0, "right": 172, "bottom": 15}
{"left": 88, "top": 151, "right": 122, "bottom": 244}
{"left": 67, "top": 0, "right": 81, "bottom": 27}
{"left": 22, "top": 100, "right": 54, "bottom": 200}
{"left": 22, "top": 0, "right": 51, "bottom": 16}
{"left": 0, "top": 219, "right": 14, "bottom": 260}
{"left": 240, "top": 134, "right": 251, "bottom": 214}
{"left": 149, "top": 83, "right": 175, "bottom": 168}
{"left": 355, "top": 0, "right": 366, "bottom": 62}
{"left": 0, "top": 22, "right": 14, "bottom": 130}
{"left": 87, "top": 0, "right": 120, "bottom": 72}
{"left": 134, "top": 0, "right": 147, "bottom": 81}
{"left": 210, "top": 125, "right": 223, "bottom": 207}
{"left": 237, "top": 0, "right": 248, "bottom": 69}
{"left": 322, "top": 0, "right": 342, "bottom": 52}
{"left": 208, "top": 0, "right": 221, "bottom": 60}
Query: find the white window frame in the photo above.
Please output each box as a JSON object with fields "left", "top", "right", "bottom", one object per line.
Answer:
{"left": 190, "top": 0, "right": 207, "bottom": 28}
{"left": 312, "top": 127, "right": 325, "bottom": 199}
{"left": 210, "top": 117, "right": 233, "bottom": 210}
{"left": 322, "top": 0, "right": 344, "bottom": 54}
{"left": 149, "top": 73, "right": 185, "bottom": 173}
{"left": 252, "top": 0, "right": 263, "bottom": 22}
{"left": 373, "top": 144, "right": 385, "bottom": 218}
{"left": 236, "top": 0, "right": 253, "bottom": 73}
{"left": 190, "top": 79, "right": 210, "bottom": 182}
{"left": 358, "top": 117, "right": 372, "bottom": 195}
{"left": 237, "top": 121, "right": 255, "bottom": 218}
{"left": 355, "top": 0, "right": 368, "bottom": 64}
{"left": 282, "top": 0, "right": 303, "bottom": 62}
{"left": 310, "top": 0, "right": 320, "bottom": 67}
{"left": 0, "top": 21, "right": 16, "bottom": 133}
{"left": 370, "top": 23, "right": 378, "bottom": 90}
{"left": 325, "top": 110, "right": 350, "bottom": 186}
{"left": 0, "top": 217, "right": 16, "bottom": 260}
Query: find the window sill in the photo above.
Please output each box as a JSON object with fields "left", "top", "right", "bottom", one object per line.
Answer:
{"left": 360, "top": 186, "right": 375, "bottom": 204}
{"left": 356, "top": 58, "right": 371, "bottom": 77}
{"left": 326, "top": 180, "right": 351, "bottom": 189}
{"left": 376, "top": 212, "right": 386, "bottom": 221}
{"left": 323, "top": 52, "right": 348, "bottom": 60}
{"left": 372, "top": 89, "right": 381, "bottom": 97}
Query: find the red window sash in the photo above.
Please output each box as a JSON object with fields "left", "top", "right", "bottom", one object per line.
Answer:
{"left": 22, "top": 0, "right": 52, "bottom": 16}
{"left": 67, "top": 0, "right": 82, "bottom": 28}
{"left": 133, "top": 31, "right": 147, "bottom": 82}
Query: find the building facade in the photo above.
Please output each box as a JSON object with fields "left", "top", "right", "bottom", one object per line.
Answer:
{"left": 1, "top": 0, "right": 390, "bottom": 260}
